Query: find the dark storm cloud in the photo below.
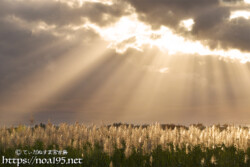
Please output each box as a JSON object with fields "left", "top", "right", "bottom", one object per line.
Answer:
{"left": 192, "top": 7, "right": 230, "bottom": 33}
{"left": 124, "top": 0, "right": 219, "bottom": 29}
{"left": 0, "top": 0, "right": 129, "bottom": 26}
{"left": 217, "top": 18, "right": 250, "bottom": 51}
{"left": 124, "top": 0, "right": 250, "bottom": 52}
{"left": 193, "top": 17, "right": 250, "bottom": 51}
{"left": 222, "top": 0, "right": 243, "bottom": 2}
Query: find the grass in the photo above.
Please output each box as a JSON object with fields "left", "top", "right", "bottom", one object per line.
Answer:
{"left": 1, "top": 141, "right": 250, "bottom": 167}
{"left": 0, "top": 123, "right": 249, "bottom": 167}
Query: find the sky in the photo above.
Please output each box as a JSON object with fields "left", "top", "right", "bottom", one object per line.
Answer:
{"left": 1, "top": 0, "right": 250, "bottom": 126}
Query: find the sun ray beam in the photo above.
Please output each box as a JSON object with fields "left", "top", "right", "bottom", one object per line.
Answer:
{"left": 0, "top": 40, "right": 108, "bottom": 125}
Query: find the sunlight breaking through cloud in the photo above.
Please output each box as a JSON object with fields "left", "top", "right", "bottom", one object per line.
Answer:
{"left": 1, "top": 0, "right": 250, "bottom": 126}
{"left": 180, "top": 19, "right": 194, "bottom": 31}
{"left": 244, "top": 0, "right": 250, "bottom": 4}
{"left": 230, "top": 10, "right": 250, "bottom": 20}
{"left": 86, "top": 15, "right": 250, "bottom": 63}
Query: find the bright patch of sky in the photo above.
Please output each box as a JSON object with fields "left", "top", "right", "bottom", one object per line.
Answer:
{"left": 84, "top": 15, "right": 250, "bottom": 63}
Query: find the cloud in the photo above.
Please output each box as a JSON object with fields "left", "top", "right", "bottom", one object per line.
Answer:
{"left": 192, "top": 7, "right": 230, "bottom": 33}
{"left": 124, "top": 0, "right": 219, "bottom": 29}
{"left": 124, "top": 0, "right": 250, "bottom": 52}
{"left": 193, "top": 17, "right": 250, "bottom": 51}
{"left": 0, "top": 0, "right": 129, "bottom": 26}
